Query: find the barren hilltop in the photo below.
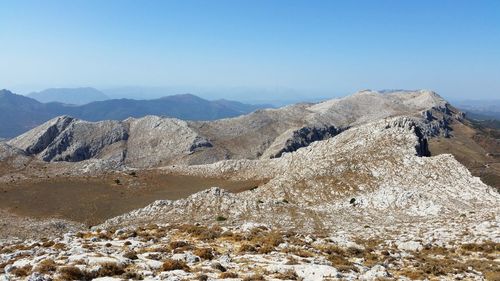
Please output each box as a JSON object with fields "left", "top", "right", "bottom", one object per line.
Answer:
{"left": 0, "top": 90, "right": 498, "bottom": 281}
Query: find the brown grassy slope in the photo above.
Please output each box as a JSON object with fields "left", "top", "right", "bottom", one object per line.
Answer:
{"left": 0, "top": 173, "right": 264, "bottom": 227}
{"left": 429, "top": 118, "right": 499, "bottom": 191}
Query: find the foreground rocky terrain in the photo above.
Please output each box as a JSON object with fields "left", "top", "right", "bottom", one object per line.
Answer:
{"left": 1, "top": 221, "right": 498, "bottom": 281}
{"left": 0, "top": 90, "right": 499, "bottom": 280}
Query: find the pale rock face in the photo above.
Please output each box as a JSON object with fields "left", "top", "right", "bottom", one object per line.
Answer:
{"left": 7, "top": 115, "right": 75, "bottom": 155}
{"left": 267, "top": 264, "right": 339, "bottom": 281}
{"left": 359, "top": 264, "right": 390, "bottom": 280}
{"left": 396, "top": 241, "right": 423, "bottom": 252}
{"left": 97, "top": 116, "right": 500, "bottom": 232}
{"left": 8, "top": 116, "right": 128, "bottom": 162}
{"left": 124, "top": 116, "right": 210, "bottom": 167}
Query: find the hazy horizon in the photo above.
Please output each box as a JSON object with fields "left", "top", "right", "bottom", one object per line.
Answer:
{"left": 1, "top": 0, "right": 499, "bottom": 101}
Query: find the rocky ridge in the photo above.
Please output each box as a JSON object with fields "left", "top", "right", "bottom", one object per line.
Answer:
{"left": 5, "top": 90, "right": 459, "bottom": 169}
{"left": 98, "top": 117, "right": 499, "bottom": 232}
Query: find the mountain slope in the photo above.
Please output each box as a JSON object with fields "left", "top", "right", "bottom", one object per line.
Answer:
{"left": 27, "top": 87, "right": 109, "bottom": 104}
{"left": 0, "top": 90, "right": 268, "bottom": 138}
{"left": 7, "top": 90, "right": 459, "bottom": 168}
{"left": 0, "top": 89, "right": 57, "bottom": 138}
{"left": 70, "top": 94, "right": 268, "bottom": 121}
{"left": 98, "top": 116, "right": 499, "bottom": 231}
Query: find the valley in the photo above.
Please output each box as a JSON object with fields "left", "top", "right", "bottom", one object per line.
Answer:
{"left": 0, "top": 174, "right": 263, "bottom": 227}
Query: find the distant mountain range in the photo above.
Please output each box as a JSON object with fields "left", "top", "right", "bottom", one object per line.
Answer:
{"left": 0, "top": 89, "right": 271, "bottom": 138}
{"left": 454, "top": 99, "right": 500, "bottom": 121}
{"left": 28, "top": 87, "right": 109, "bottom": 105}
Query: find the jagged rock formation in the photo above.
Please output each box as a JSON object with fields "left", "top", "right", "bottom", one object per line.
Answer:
{"left": 7, "top": 90, "right": 461, "bottom": 168}
{"left": 98, "top": 117, "right": 499, "bottom": 231}
{"left": 8, "top": 116, "right": 129, "bottom": 162}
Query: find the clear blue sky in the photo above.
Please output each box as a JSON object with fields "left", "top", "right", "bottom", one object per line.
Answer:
{"left": 1, "top": 0, "right": 499, "bottom": 101}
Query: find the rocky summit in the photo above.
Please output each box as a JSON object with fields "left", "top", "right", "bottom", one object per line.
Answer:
{"left": 0, "top": 90, "right": 499, "bottom": 281}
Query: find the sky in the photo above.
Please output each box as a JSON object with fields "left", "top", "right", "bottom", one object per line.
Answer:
{"left": 1, "top": 0, "right": 499, "bottom": 102}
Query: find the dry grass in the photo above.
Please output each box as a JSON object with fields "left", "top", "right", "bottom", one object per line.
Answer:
{"left": 10, "top": 264, "right": 32, "bottom": 277}
{"left": 0, "top": 261, "right": 10, "bottom": 273}
{"left": 53, "top": 242, "right": 66, "bottom": 250}
{"left": 57, "top": 262, "right": 125, "bottom": 280}
{"left": 251, "top": 231, "right": 283, "bottom": 247}
{"left": 285, "top": 256, "right": 299, "bottom": 265}
{"left": 162, "top": 259, "right": 190, "bottom": 271}
{"left": 42, "top": 240, "right": 55, "bottom": 247}
{"left": 239, "top": 243, "right": 257, "bottom": 253}
{"left": 34, "top": 259, "right": 57, "bottom": 274}
{"left": 327, "top": 254, "right": 357, "bottom": 272}
{"left": 219, "top": 272, "right": 239, "bottom": 278}
{"left": 123, "top": 250, "right": 138, "bottom": 260}
{"left": 234, "top": 230, "right": 285, "bottom": 254}
{"left": 193, "top": 247, "right": 215, "bottom": 260}
{"left": 274, "top": 269, "right": 300, "bottom": 280}
{"left": 461, "top": 241, "right": 500, "bottom": 253}
{"left": 169, "top": 240, "right": 189, "bottom": 249}
{"left": 96, "top": 262, "right": 125, "bottom": 276}
{"left": 178, "top": 224, "right": 222, "bottom": 241}
{"left": 57, "top": 266, "right": 88, "bottom": 280}
{"left": 397, "top": 244, "right": 500, "bottom": 280}
{"left": 243, "top": 274, "right": 266, "bottom": 281}
{"left": 122, "top": 268, "right": 144, "bottom": 280}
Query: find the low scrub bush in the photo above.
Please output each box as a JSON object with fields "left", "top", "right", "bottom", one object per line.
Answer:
{"left": 162, "top": 259, "right": 190, "bottom": 271}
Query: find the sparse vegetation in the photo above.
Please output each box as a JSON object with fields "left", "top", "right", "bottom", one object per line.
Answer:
{"left": 219, "top": 272, "right": 239, "bottom": 278}
{"left": 194, "top": 247, "right": 215, "bottom": 260}
{"left": 243, "top": 274, "right": 266, "bottom": 281}
{"left": 123, "top": 250, "right": 138, "bottom": 260}
{"left": 96, "top": 262, "right": 125, "bottom": 277}
{"left": 216, "top": 215, "right": 227, "bottom": 221}
{"left": 35, "top": 259, "right": 57, "bottom": 273}
{"left": 57, "top": 266, "right": 88, "bottom": 280}
{"left": 162, "top": 259, "right": 190, "bottom": 271}
{"left": 274, "top": 269, "right": 299, "bottom": 280}
{"left": 11, "top": 264, "right": 32, "bottom": 277}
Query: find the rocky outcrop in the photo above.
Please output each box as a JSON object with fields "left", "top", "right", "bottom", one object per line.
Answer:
{"left": 98, "top": 116, "right": 500, "bottom": 231}
{"left": 123, "top": 116, "right": 211, "bottom": 167}
{"left": 269, "top": 125, "right": 345, "bottom": 158}
{"left": 8, "top": 117, "right": 128, "bottom": 162}
{"left": 7, "top": 116, "right": 75, "bottom": 155}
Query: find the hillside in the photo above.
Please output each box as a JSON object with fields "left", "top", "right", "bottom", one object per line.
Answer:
{"left": 5, "top": 90, "right": 457, "bottom": 167}
{"left": 0, "top": 90, "right": 58, "bottom": 138}
{"left": 0, "top": 90, "right": 268, "bottom": 138}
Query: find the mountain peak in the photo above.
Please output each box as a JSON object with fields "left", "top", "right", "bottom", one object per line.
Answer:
{"left": 159, "top": 93, "right": 205, "bottom": 101}
{"left": 0, "top": 89, "right": 15, "bottom": 96}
